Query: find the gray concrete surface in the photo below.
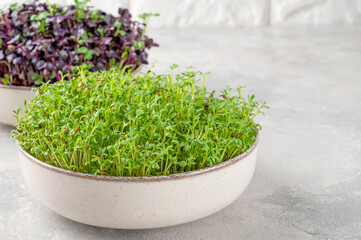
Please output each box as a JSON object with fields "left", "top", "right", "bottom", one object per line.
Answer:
{"left": 1, "top": 26, "right": 361, "bottom": 239}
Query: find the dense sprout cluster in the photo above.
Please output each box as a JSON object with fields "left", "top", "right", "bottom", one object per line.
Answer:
{"left": 13, "top": 66, "right": 268, "bottom": 177}
{"left": 0, "top": 0, "right": 157, "bottom": 86}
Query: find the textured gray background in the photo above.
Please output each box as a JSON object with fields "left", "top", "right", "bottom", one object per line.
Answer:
{"left": 1, "top": 26, "right": 361, "bottom": 239}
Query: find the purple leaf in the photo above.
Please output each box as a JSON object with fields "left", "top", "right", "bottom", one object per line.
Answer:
{"left": 36, "top": 60, "right": 46, "bottom": 70}
{"left": 0, "top": 50, "right": 5, "bottom": 60}
{"left": 98, "top": 37, "right": 113, "bottom": 45}
{"left": 7, "top": 35, "right": 20, "bottom": 45}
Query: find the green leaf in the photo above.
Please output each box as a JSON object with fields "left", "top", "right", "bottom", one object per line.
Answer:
{"left": 85, "top": 50, "right": 94, "bottom": 60}
{"left": 9, "top": 3, "right": 19, "bottom": 11}
{"left": 39, "top": 20, "right": 46, "bottom": 33}
{"left": 133, "top": 41, "right": 145, "bottom": 50}
{"left": 119, "top": 30, "right": 126, "bottom": 37}
{"left": 138, "top": 13, "right": 149, "bottom": 20}
{"left": 32, "top": 73, "right": 44, "bottom": 85}
{"left": 30, "top": 14, "right": 38, "bottom": 21}
{"left": 31, "top": 73, "right": 41, "bottom": 80}
{"left": 1, "top": 75, "right": 9, "bottom": 85}
{"left": 138, "top": 41, "right": 145, "bottom": 49}
{"left": 138, "top": 12, "right": 160, "bottom": 20}
{"left": 34, "top": 78, "right": 44, "bottom": 85}
{"left": 89, "top": 9, "right": 100, "bottom": 19}
{"left": 52, "top": 3, "right": 61, "bottom": 10}
{"left": 121, "top": 51, "right": 128, "bottom": 59}
{"left": 76, "top": 11, "right": 85, "bottom": 20}
{"left": 77, "top": 46, "right": 88, "bottom": 54}
{"left": 109, "top": 58, "right": 116, "bottom": 67}
{"left": 75, "top": 0, "right": 91, "bottom": 10}
{"left": 170, "top": 64, "right": 179, "bottom": 70}
{"left": 97, "top": 28, "right": 104, "bottom": 37}
{"left": 38, "top": 11, "right": 50, "bottom": 20}
{"left": 81, "top": 31, "right": 89, "bottom": 40}
{"left": 179, "top": 161, "right": 187, "bottom": 167}
{"left": 113, "top": 22, "right": 122, "bottom": 28}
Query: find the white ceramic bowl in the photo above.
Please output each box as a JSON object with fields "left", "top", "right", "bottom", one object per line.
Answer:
{"left": 0, "top": 85, "right": 36, "bottom": 126}
{"left": 0, "top": 66, "right": 143, "bottom": 126}
{"left": 18, "top": 136, "right": 258, "bottom": 229}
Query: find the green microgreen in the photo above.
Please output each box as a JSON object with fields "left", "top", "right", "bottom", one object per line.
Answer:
{"left": 1, "top": 74, "right": 9, "bottom": 85}
{"left": 133, "top": 40, "right": 145, "bottom": 50}
{"left": 97, "top": 28, "right": 105, "bottom": 38}
{"left": 9, "top": 3, "right": 21, "bottom": 11}
{"left": 138, "top": 12, "right": 159, "bottom": 40}
{"left": 31, "top": 73, "right": 44, "bottom": 85}
{"left": 74, "top": 0, "right": 91, "bottom": 20}
{"left": 85, "top": 50, "right": 94, "bottom": 60}
{"left": 46, "top": 0, "right": 54, "bottom": 16}
{"left": 113, "top": 22, "right": 122, "bottom": 37}
{"left": 12, "top": 66, "right": 268, "bottom": 177}
{"left": 77, "top": 46, "right": 88, "bottom": 54}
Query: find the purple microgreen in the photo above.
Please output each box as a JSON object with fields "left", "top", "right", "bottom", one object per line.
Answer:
{"left": 0, "top": 0, "right": 157, "bottom": 86}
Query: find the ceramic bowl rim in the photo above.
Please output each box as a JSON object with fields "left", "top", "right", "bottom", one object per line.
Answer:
{"left": 0, "top": 84, "right": 34, "bottom": 91}
{"left": 18, "top": 131, "right": 259, "bottom": 182}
